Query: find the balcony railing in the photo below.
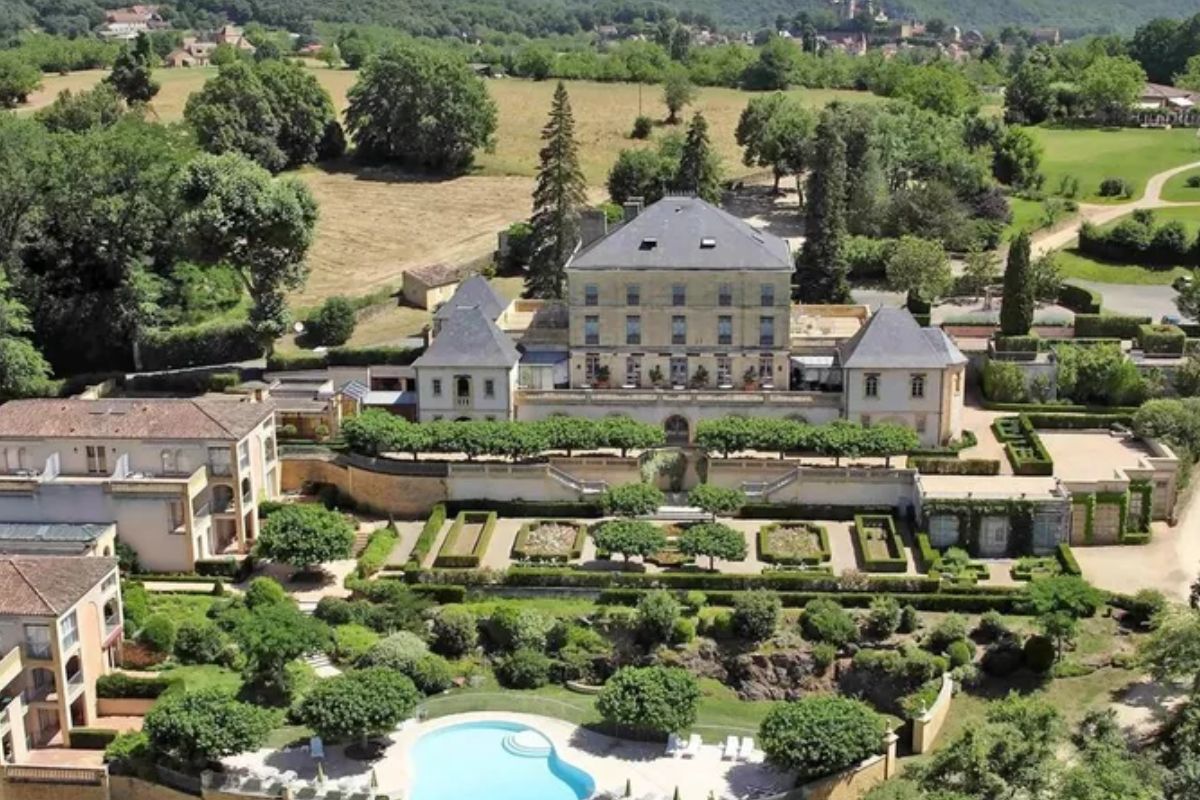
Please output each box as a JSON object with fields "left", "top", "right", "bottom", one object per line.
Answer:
{"left": 25, "top": 683, "right": 53, "bottom": 703}
{"left": 104, "top": 613, "right": 121, "bottom": 633}
{"left": 208, "top": 461, "right": 233, "bottom": 477}
{"left": 454, "top": 395, "right": 471, "bottom": 408}
{"left": 67, "top": 670, "right": 84, "bottom": 693}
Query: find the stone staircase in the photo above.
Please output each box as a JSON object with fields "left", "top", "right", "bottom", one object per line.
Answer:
{"left": 301, "top": 652, "right": 341, "bottom": 678}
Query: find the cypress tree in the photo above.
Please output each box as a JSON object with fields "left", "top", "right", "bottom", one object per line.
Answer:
{"left": 526, "top": 82, "right": 587, "bottom": 299}
{"left": 675, "top": 112, "right": 721, "bottom": 203}
{"left": 106, "top": 32, "right": 159, "bottom": 104}
{"left": 1000, "top": 230, "right": 1035, "bottom": 335}
{"left": 796, "top": 113, "right": 850, "bottom": 303}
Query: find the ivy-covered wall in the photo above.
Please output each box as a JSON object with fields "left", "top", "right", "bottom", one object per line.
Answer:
{"left": 921, "top": 497, "right": 1069, "bottom": 557}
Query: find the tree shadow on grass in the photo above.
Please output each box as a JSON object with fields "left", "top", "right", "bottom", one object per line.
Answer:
{"left": 313, "top": 157, "right": 478, "bottom": 186}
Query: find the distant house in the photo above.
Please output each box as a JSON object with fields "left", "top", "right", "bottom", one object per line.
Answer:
{"left": 1138, "top": 83, "right": 1200, "bottom": 111}
{"left": 1030, "top": 28, "right": 1061, "bottom": 45}
{"left": 468, "top": 62, "right": 504, "bottom": 78}
{"left": 98, "top": 5, "right": 164, "bottom": 39}
{"left": 164, "top": 37, "right": 216, "bottom": 68}
{"left": 215, "top": 24, "right": 256, "bottom": 52}
{"left": 404, "top": 263, "right": 463, "bottom": 311}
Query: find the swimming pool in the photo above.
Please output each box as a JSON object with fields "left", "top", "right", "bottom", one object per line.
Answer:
{"left": 410, "top": 720, "right": 596, "bottom": 800}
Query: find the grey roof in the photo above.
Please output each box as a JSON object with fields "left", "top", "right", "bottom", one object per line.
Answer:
{"left": 839, "top": 307, "right": 967, "bottom": 369}
{"left": 340, "top": 380, "right": 370, "bottom": 401}
{"left": 568, "top": 197, "right": 792, "bottom": 272}
{"left": 415, "top": 306, "right": 520, "bottom": 369}
{"left": 433, "top": 275, "right": 505, "bottom": 321}
{"left": 0, "top": 523, "right": 112, "bottom": 544}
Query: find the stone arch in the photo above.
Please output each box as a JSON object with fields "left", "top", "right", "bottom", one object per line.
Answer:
{"left": 663, "top": 415, "right": 690, "bottom": 445}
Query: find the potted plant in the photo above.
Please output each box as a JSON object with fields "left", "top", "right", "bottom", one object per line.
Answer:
{"left": 689, "top": 366, "right": 709, "bottom": 389}
{"left": 742, "top": 367, "right": 758, "bottom": 390}
{"left": 594, "top": 365, "right": 611, "bottom": 388}
{"left": 649, "top": 365, "right": 665, "bottom": 388}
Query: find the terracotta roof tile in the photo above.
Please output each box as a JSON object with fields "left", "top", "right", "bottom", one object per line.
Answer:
{"left": 0, "top": 556, "right": 117, "bottom": 616}
{"left": 0, "top": 398, "right": 272, "bottom": 441}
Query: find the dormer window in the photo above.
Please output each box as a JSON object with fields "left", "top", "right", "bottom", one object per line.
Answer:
{"left": 700, "top": 237, "right": 716, "bottom": 249}
{"left": 639, "top": 237, "right": 658, "bottom": 250}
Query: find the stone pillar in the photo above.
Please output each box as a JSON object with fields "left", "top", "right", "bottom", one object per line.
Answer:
{"left": 883, "top": 731, "right": 899, "bottom": 778}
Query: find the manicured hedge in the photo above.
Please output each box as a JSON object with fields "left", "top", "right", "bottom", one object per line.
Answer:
{"left": 434, "top": 511, "right": 497, "bottom": 568}
{"left": 96, "top": 673, "right": 171, "bottom": 699}
{"left": 757, "top": 522, "right": 831, "bottom": 566}
{"left": 908, "top": 430, "right": 979, "bottom": 458}
{"left": 598, "top": 588, "right": 1030, "bottom": 614}
{"left": 266, "top": 352, "right": 327, "bottom": 371}
{"left": 853, "top": 514, "right": 907, "bottom": 572}
{"left": 993, "top": 334, "right": 1040, "bottom": 353}
{"left": 1073, "top": 314, "right": 1152, "bottom": 339}
{"left": 408, "top": 504, "right": 446, "bottom": 568}
{"left": 267, "top": 346, "right": 423, "bottom": 371}
{"left": 695, "top": 416, "right": 919, "bottom": 459}
{"left": 126, "top": 371, "right": 241, "bottom": 394}
{"left": 139, "top": 322, "right": 262, "bottom": 371}
{"left": 909, "top": 457, "right": 1001, "bottom": 476}
{"left": 408, "top": 584, "right": 468, "bottom": 603}
{"left": 740, "top": 504, "right": 897, "bottom": 522}
{"left": 511, "top": 520, "right": 587, "bottom": 563}
{"left": 993, "top": 416, "right": 1053, "bottom": 476}
{"left": 1056, "top": 543, "right": 1082, "bottom": 576}
{"left": 1138, "top": 323, "right": 1186, "bottom": 355}
{"left": 70, "top": 728, "right": 119, "bottom": 750}
{"left": 915, "top": 532, "right": 941, "bottom": 572}
{"left": 444, "top": 500, "right": 605, "bottom": 518}
{"left": 357, "top": 525, "right": 399, "bottom": 578}
{"left": 982, "top": 401, "right": 1139, "bottom": 414}
{"left": 1058, "top": 283, "right": 1102, "bottom": 314}
{"left": 195, "top": 557, "right": 255, "bottom": 582}
{"left": 1023, "top": 413, "right": 1134, "bottom": 429}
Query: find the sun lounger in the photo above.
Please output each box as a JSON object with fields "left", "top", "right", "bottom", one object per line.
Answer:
{"left": 681, "top": 733, "right": 702, "bottom": 758}
{"left": 738, "top": 737, "right": 756, "bottom": 761}
{"left": 722, "top": 736, "right": 739, "bottom": 760}
{"left": 310, "top": 736, "right": 325, "bottom": 761}
{"left": 666, "top": 733, "right": 683, "bottom": 757}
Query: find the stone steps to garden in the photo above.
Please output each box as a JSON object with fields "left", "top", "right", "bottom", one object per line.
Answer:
{"left": 648, "top": 505, "right": 710, "bottom": 522}
{"left": 302, "top": 652, "right": 341, "bottom": 678}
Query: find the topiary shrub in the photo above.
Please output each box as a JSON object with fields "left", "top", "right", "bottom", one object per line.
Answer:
{"left": 898, "top": 605, "right": 919, "bottom": 634}
{"left": 946, "top": 639, "right": 974, "bottom": 668}
{"left": 244, "top": 576, "right": 289, "bottom": 609}
{"left": 975, "top": 610, "right": 1011, "bottom": 642}
{"left": 1023, "top": 634, "right": 1056, "bottom": 672}
{"left": 671, "top": 617, "right": 696, "bottom": 645}
{"left": 759, "top": 695, "right": 885, "bottom": 778}
{"left": 496, "top": 648, "right": 551, "bottom": 689}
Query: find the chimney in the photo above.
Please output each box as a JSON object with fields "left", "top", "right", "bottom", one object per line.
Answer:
{"left": 622, "top": 196, "right": 644, "bottom": 222}
{"left": 579, "top": 208, "right": 608, "bottom": 248}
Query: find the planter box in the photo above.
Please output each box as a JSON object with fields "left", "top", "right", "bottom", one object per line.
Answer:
{"left": 757, "top": 522, "right": 831, "bottom": 566}
{"left": 853, "top": 514, "right": 907, "bottom": 572}
{"left": 434, "top": 511, "right": 498, "bottom": 568}
{"left": 96, "top": 697, "right": 156, "bottom": 716}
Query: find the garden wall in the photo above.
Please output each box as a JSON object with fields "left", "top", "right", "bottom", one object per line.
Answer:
{"left": 109, "top": 776, "right": 194, "bottom": 800}
{"left": 96, "top": 698, "right": 155, "bottom": 716}
{"left": 796, "top": 733, "right": 897, "bottom": 800}
{"left": 281, "top": 455, "right": 447, "bottom": 517}
{"left": 0, "top": 767, "right": 109, "bottom": 800}
{"left": 708, "top": 462, "right": 917, "bottom": 509}
{"left": 911, "top": 674, "right": 954, "bottom": 755}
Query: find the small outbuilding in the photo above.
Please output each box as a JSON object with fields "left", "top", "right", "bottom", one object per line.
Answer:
{"left": 403, "top": 263, "right": 462, "bottom": 310}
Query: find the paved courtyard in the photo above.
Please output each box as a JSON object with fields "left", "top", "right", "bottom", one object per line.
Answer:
{"left": 1039, "top": 431, "right": 1155, "bottom": 483}
{"left": 222, "top": 712, "right": 794, "bottom": 800}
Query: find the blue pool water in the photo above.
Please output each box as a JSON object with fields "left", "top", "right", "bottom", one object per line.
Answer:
{"left": 410, "top": 721, "right": 596, "bottom": 800}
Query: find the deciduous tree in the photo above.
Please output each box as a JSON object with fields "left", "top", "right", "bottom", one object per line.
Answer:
{"left": 597, "top": 667, "right": 699, "bottom": 737}
{"left": 662, "top": 67, "right": 695, "bottom": 124}
{"left": 759, "top": 696, "right": 884, "bottom": 778}
{"left": 591, "top": 520, "right": 666, "bottom": 562}
{"left": 678, "top": 522, "right": 747, "bottom": 570}
{"left": 256, "top": 504, "right": 355, "bottom": 571}
{"left": 885, "top": 236, "right": 952, "bottom": 304}
{"left": 297, "top": 668, "right": 421, "bottom": 747}
{"left": 143, "top": 689, "right": 274, "bottom": 770}
{"left": 106, "top": 33, "right": 158, "bottom": 104}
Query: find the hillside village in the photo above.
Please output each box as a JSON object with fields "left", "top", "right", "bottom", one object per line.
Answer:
{"left": 5, "top": 4, "right": 1200, "bottom": 800}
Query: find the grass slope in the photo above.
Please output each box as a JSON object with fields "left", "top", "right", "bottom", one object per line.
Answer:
{"left": 1161, "top": 167, "right": 1200, "bottom": 203}
{"left": 1056, "top": 206, "right": 1200, "bottom": 285}
{"left": 1028, "top": 127, "right": 1200, "bottom": 203}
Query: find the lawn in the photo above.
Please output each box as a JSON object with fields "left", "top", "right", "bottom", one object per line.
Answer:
{"left": 144, "top": 592, "right": 219, "bottom": 628}
{"left": 158, "top": 663, "right": 243, "bottom": 696}
{"left": 1162, "top": 166, "right": 1200, "bottom": 203}
{"left": 1054, "top": 206, "right": 1200, "bottom": 285}
{"left": 1027, "top": 126, "right": 1200, "bottom": 203}
{"left": 420, "top": 676, "right": 776, "bottom": 739}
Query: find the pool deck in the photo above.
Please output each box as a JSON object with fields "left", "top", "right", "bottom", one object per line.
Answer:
{"left": 223, "top": 712, "right": 795, "bottom": 799}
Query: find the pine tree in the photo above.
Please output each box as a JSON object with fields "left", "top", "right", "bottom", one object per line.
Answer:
{"left": 796, "top": 113, "right": 850, "bottom": 303}
{"left": 1000, "top": 230, "right": 1035, "bottom": 335}
{"left": 526, "top": 82, "right": 587, "bottom": 299}
{"left": 675, "top": 112, "right": 721, "bottom": 203}
{"left": 106, "top": 33, "right": 159, "bottom": 104}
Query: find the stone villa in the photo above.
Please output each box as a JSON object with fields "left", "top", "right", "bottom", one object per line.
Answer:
{"left": 414, "top": 197, "right": 967, "bottom": 447}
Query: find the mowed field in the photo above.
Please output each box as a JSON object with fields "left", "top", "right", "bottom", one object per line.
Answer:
{"left": 1027, "top": 126, "right": 1200, "bottom": 203}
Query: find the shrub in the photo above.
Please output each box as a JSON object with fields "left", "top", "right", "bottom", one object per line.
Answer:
{"left": 1124, "top": 589, "right": 1167, "bottom": 629}
{"left": 359, "top": 631, "right": 429, "bottom": 672}
{"left": 174, "top": 620, "right": 228, "bottom": 665}
{"left": 332, "top": 624, "right": 379, "bottom": 665}
{"left": 408, "top": 653, "right": 455, "bottom": 694}
{"left": 865, "top": 596, "right": 901, "bottom": 638}
{"left": 296, "top": 668, "right": 420, "bottom": 746}
{"left": 357, "top": 525, "right": 399, "bottom": 578}
{"left": 410, "top": 504, "right": 446, "bottom": 567}
{"left": 759, "top": 696, "right": 885, "bottom": 778}
{"left": 1139, "top": 324, "right": 1186, "bottom": 356}
{"left": 597, "top": 666, "right": 700, "bottom": 738}
{"left": 256, "top": 505, "right": 356, "bottom": 570}
{"left": 853, "top": 515, "right": 906, "bottom": 572}
{"left": 306, "top": 296, "right": 357, "bottom": 347}
{"left": 975, "top": 610, "right": 1011, "bottom": 642}
{"left": 244, "top": 576, "right": 289, "bottom": 609}
{"left": 981, "top": 637, "right": 1024, "bottom": 676}
{"left": 496, "top": 648, "right": 551, "bottom": 689}
{"left": 138, "top": 321, "right": 261, "bottom": 371}
{"left": 1188, "top": 175, "right": 1200, "bottom": 188}
{"left": 1023, "top": 634, "right": 1056, "bottom": 672}
{"left": 488, "top": 606, "right": 552, "bottom": 652}
{"left": 1073, "top": 314, "right": 1152, "bottom": 339}
{"left": 139, "top": 614, "right": 176, "bottom": 654}
{"left": 682, "top": 591, "right": 707, "bottom": 614}
{"left": 910, "top": 457, "right": 1001, "bottom": 476}
{"left": 637, "top": 590, "right": 681, "bottom": 644}
{"left": 1058, "top": 283, "right": 1102, "bottom": 314}
{"left": 104, "top": 731, "right": 149, "bottom": 765}
{"left": 432, "top": 605, "right": 478, "bottom": 657}
{"left": 631, "top": 115, "right": 653, "bottom": 139}
{"left": 811, "top": 643, "right": 837, "bottom": 673}
{"left": 946, "top": 639, "right": 973, "bottom": 668}
{"left": 123, "top": 582, "right": 149, "bottom": 630}
{"left": 802, "top": 599, "right": 858, "bottom": 647}
{"left": 70, "top": 728, "right": 119, "bottom": 750}
{"left": 434, "top": 511, "right": 497, "bottom": 568}
{"left": 732, "top": 590, "right": 782, "bottom": 642}
{"left": 899, "top": 605, "right": 919, "bottom": 634}
{"left": 924, "top": 614, "right": 969, "bottom": 654}
{"left": 1098, "top": 177, "right": 1131, "bottom": 198}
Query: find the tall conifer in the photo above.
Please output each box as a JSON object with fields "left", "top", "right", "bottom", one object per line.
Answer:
{"left": 526, "top": 82, "right": 587, "bottom": 299}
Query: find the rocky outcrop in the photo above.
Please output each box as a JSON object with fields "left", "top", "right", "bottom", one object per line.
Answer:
{"left": 727, "top": 650, "right": 833, "bottom": 701}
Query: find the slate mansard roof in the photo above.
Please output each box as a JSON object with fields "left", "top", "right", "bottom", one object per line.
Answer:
{"left": 415, "top": 306, "right": 520, "bottom": 369}
{"left": 568, "top": 196, "right": 793, "bottom": 272}
{"left": 839, "top": 307, "right": 967, "bottom": 369}
{"left": 433, "top": 275, "right": 506, "bottom": 322}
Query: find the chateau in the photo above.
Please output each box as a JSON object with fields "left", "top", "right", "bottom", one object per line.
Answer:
{"left": 415, "top": 197, "right": 968, "bottom": 447}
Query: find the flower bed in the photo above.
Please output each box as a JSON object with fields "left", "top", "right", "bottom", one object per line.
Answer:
{"left": 757, "top": 522, "right": 831, "bottom": 566}
{"left": 511, "top": 520, "right": 587, "bottom": 563}
{"left": 853, "top": 514, "right": 907, "bottom": 572}
{"left": 434, "top": 510, "right": 497, "bottom": 568}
